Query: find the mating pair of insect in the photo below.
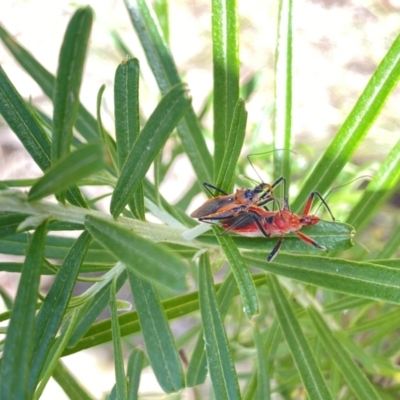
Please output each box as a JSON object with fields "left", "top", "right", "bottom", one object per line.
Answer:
{"left": 190, "top": 175, "right": 335, "bottom": 262}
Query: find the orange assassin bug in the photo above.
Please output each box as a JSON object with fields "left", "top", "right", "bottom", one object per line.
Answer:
{"left": 220, "top": 189, "right": 335, "bottom": 262}
{"left": 190, "top": 177, "right": 285, "bottom": 221}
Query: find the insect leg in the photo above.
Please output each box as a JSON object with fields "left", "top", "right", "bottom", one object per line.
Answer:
{"left": 296, "top": 231, "right": 327, "bottom": 250}
{"left": 267, "top": 237, "right": 283, "bottom": 262}
{"left": 203, "top": 182, "right": 229, "bottom": 197}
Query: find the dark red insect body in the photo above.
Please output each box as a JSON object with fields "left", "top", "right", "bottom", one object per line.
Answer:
{"left": 220, "top": 191, "right": 334, "bottom": 261}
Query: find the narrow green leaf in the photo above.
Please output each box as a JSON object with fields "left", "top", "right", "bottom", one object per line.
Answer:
{"left": 252, "top": 325, "right": 270, "bottom": 400}
{"left": 85, "top": 214, "right": 187, "bottom": 290}
{"left": 273, "top": 0, "right": 293, "bottom": 197}
{"left": 186, "top": 272, "right": 238, "bottom": 387}
{"left": 124, "top": 0, "right": 213, "bottom": 183}
{"left": 114, "top": 58, "right": 145, "bottom": 219}
{"left": 198, "top": 253, "right": 241, "bottom": 399}
{"left": 110, "top": 277, "right": 128, "bottom": 400}
{"left": 251, "top": 253, "right": 400, "bottom": 305}
{"left": 67, "top": 270, "right": 128, "bottom": 347}
{"left": 126, "top": 348, "right": 144, "bottom": 400}
{"left": 197, "top": 220, "right": 355, "bottom": 253}
{"left": 0, "top": 212, "right": 30, "bottom": 238}
{"left": 29, "top": 143, "right": 105, "bottom": 202}
{"left": 243, "top": 319, "right": 282, "bottom": 400}
{"left": 215, "top": 99, "right": 247, "bottom": 193}
{"left": 33, "top": 310, "right": 82, "bottom": 400}
{"left": 110, "top": 83, "right": 191, "bottom": 217}
{"left": 127, "top": 270, "right": 184, "bottom": 393}
{"left": 97, "top": 84, "right": 118, "bottom": 173}
{"left": 216, "top": 228, "right": 259, "bottom": 318}
{"left": 212, "top": 0, "right": 240, "bottom": 179}
{"left": 308, "top": 308, "right": 380, "bottom": 400}
{"left": 268, "top": 275, "right": 333, "bottom": 399}
{"left": 51, "top": 361, "right": 93, "bottom": 400}
{"left": 346, "top": 138, "right": 400, "bottom": 230}
{"left": 63, "top": 274, "right": 267, "bottom": 355}
{"left": 293, "top": 32, "right": 400, "bottom": 212}
{"left": 0, "top": 220, "right": 48, "bottom": 399}
{"left": 0, "top": 64, "right": 51, "bottom": 170}
{"left": 376, "top": 223, "right": 400, "bottom": 259}
{"left": 0, "top": 61, "right": 87, "bottom": 207}
{"left": 29, "top": 231, "right": 91, "bottom": 396}
{"left": 0, "top": 23, "right": 98, "bottom": 142}
{"left": 153, "top": 0, "right": 169, "bottom": 43}
{"left": 52, "top": 6, "right": 93, "bottom": 163}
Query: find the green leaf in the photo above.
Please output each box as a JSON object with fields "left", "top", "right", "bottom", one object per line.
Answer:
{"left": 273, "top": 0, "right": 293, "bottom": 197}
{"left": 63, "top": 274, "right": 267, "bottom": 355}
{"left": 85, "top": 214, "right": 187, "bottom": 290}
{"left": 346, "top": 138, "right": 400, "bottom": 230}
{"left": 215, "top": 99, "right": 247, "bottom": 193}
{"left": 126, "top": 348, "right": 144, "bottom": 400}
{"left": 110, "top": 83, "right": 191, "bottom": 217}
{"left": 212, "top": 0, "right": 239, "bottom": 179}
{"left": 0, "top": 220, "right": 48, "bottom": 399}
{"left": 249, "top": 253, "right": 400, "bottom": 305}
{"left": 51, "top": 361, "right": 93, "bottom": 400}
{"left": 252, "top": 325, "right": 270, "bottom": 400}
{"left": 292, "top": 32, "right": 400, "bottom": 212}
{"left": 67, "top": 271, "right": 128, "bottom": 347}
{"left": 124, "top": 0, "right": 213, "bottom": 183}
{"left": 308, "top": 308, "right": 380, "bottom": 400}
{"left": 198, "top": 253, "right": 241, "bottom": 399}
{"left": 186, "top": 272, "right": 238, "bottom": 387}
{"left": 216, "top": 228, "right": 259, "bottom": 318}
{"left": 52, "top": 6, "right": 93, "bottom": 163}
{"left": 29, "top": 231, "right": 91, "bottom": 396}
{"left": 127, "top": 270, "right": 184, "bottom": 393}
{"left": 0, "top": 64, "right": 51, "bottom": 170}
{"left": 29, "top": 143, "right": 105, "bottom": 202}
{"left": 114, "top": 58, "right": 145, "bottom": 220}
{"left": 96, "top": 84, "right": 118, "bottom": 173}
{"left": 268, "top": 275, "right": 333, "bottom": 399}
{"left": 33, "top": 310, "right": 82, "bottom": 400}
{"left": 0, "top": 23, "right": 98, "bottom": 142}
{"left": 197, "top": 220, "right": 355, "bottom": 253}
{"left": 0, "top": 212, "right": 30, "bottom": 238}
{"left": 110, "top": 277, "right": 128, "bottom": 400}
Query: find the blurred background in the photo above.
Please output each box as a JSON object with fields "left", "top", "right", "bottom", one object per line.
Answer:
{"left": 1, "top": 0, "right": 400, "bottom": 398}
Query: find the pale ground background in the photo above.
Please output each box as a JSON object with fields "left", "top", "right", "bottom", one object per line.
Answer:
{"left": 1, "top": 0, "right": 400, "bottom": 398}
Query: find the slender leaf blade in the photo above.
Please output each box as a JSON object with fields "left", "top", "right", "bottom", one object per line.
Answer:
{"left": 110, "top": 83, "right": 191, "bottom": 217}
{"left": 52, "top": 6, "right": 93, "bottom": 163}
{"left": 126, "top": 348, "right": 144, "bottom": 400}
{"left": 29, "top": 143, "right": 105, "bottom": 201}
{"left": 186, "top": 272, "right": 237, "bottom": 387}
{"left": 0, "top": 220, "right": 48, "bottom": 399}
{"left": 198, "top": 253, "right": 241, "bottom": 399}
{"left": 293, "top": 32, "right": 400, "bottom": 212}
{"left": 124, "top": 0, "right": 213, "bottom": 183}
{"left": 0, "top": 65, "right": 51, "bottom": 170}
{"left": 110, "top": 277, "right": 128, "bottom": 400}
{"left": 0, "top": 23, "right": 98, "bottom": 142}
{"left": 273, "top": 0, "right": 293, "bottom": 197}
{"left": 29, "top": 231, "right": 91, "bottom": 395}
{"left": 346, "top": 138, "right": 400, "bottom": 230}
{"left": 249, "top": 253, "right": 400, "bottom": 305}
{"left": 127, "top": 270, "right": 184, "bottom": 393}
{"left": 215, "top": 99, "right": 247, "bottom": 193}
{"left": 85, "top": 214, "right": 187, "bottom": 290}
{"left": 308, "top": 308, "right": 380, "bottom": 400}
{"left": 212, "top": 0, "right": 240, "bottom": 179}
{"left": 216, "top": 228, "right": 259, "bottom": 318}
{"left": 268, "top": 275, "right": 333, "bottom": 399}
{"left": 114, "top": 58, "right": 145, "bottom": 219}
